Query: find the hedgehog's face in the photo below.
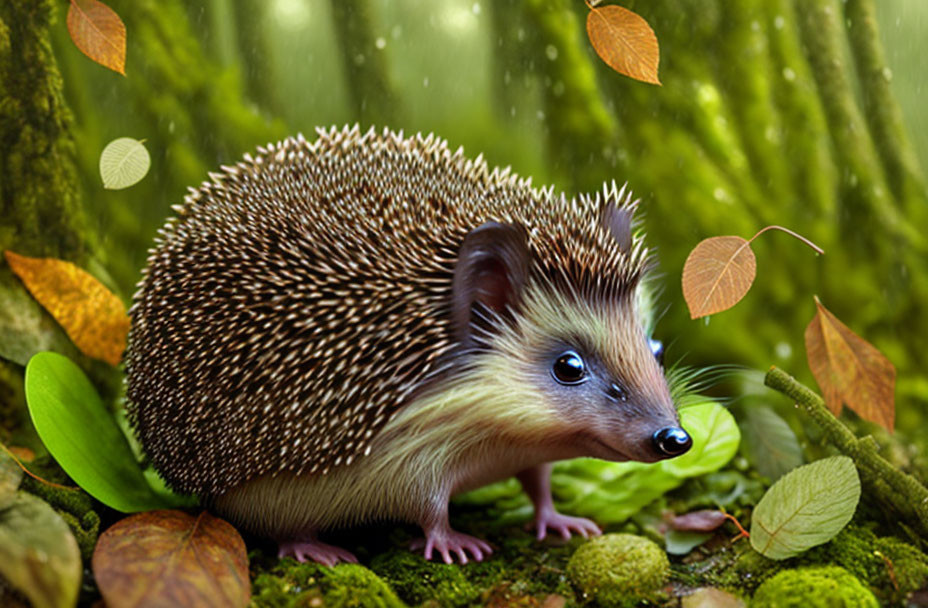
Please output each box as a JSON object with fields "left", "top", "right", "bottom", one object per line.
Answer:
{"left": 451, "top": 217, "right": 691, "bottom": 464}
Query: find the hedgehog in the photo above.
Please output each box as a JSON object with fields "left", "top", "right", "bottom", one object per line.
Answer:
{"left": 126, "top": 125, "right": 692, "bottom": 566}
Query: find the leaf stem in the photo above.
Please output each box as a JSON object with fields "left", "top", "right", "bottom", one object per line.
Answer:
{"left": 748, "top": 225, "right": 825, "bottom": 255}
{"left": 0, "top": 442, "right": 80, "bottom": 492}
{"left": 764, "top": 366, "right": 928, "bottom": 544}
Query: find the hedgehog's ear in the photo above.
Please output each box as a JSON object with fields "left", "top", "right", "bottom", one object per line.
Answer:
{"left": 452, "top": 222, "right": 530, "bottom": 341}
{"left": 602, "top": 203, "right": 633, "bottom": 256}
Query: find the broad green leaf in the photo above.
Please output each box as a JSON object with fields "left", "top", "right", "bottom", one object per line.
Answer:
{"left": 741, "top": 406, "right": 803, "bottom": 481}
{"left": 662, "top": 402, "right": 741, "bottom": 478}
{"left": 99, "top": 137, "right": 150, "bottom": 189}
{"left": 0, "top": 492, "right": 81, "bottom": 608}
{"left": 750, "top": 456, "right": 860, "bottom": 559}
{"left": 24, "top": 351, "right": 181, "bottom": 512}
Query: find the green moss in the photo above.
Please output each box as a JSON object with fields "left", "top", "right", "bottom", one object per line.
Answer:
{"left": 251, "top": 558, "right": 406, "bottom": 608}
{"left": 369, "top": 550, "right": 480, "bottom": 607}
{"left": 566, "top": 533, "right": 670, "bottom": 607}
{"left": 20, "top": 466, "right": 100, "bottom": 561}
{"left": 751, "top": 566, "right": 879, "bottom": 608}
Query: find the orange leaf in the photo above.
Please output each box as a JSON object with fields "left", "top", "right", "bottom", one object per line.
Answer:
{"left": 93, "top": 510, "right": 250, "bottom": 608}
{"left": 681, "top": 236, "right": 756, "bottom": 319}
{"left": 805, "top": 297, "right": 895, "bottom": 431}
{"left": 4, "top": 251, "right": 128, "bottom": 366}
{"left": 66, "top": 0, "right": 126, "bottom": 75}
{"left": 586, "top": 5, "right": 661, "bottom": 85}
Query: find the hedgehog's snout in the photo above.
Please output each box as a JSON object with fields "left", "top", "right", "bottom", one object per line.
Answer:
{"left": 651, "top": 426, "right": 692, "bottom": 458}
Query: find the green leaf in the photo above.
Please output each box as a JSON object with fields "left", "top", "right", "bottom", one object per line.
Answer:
{"left": 0, "top": 492, "right": 81, "bottom": 608}
{"left": 664, "top": 529, "right": 712, "bottom": 555}
{"left": 662, "top": 401, "right": 741, "bottom": 478}
{"left": 750, "top": 455, "right": 860, "bottom": 560}
{"left": 99, "top": 137, "right": 151, "bottom": 189}
{"left": 741, "top": 406, "right": 803, "bottom": 481}
{"left": 24, "top": 351, "right": 179, "bottom": 512}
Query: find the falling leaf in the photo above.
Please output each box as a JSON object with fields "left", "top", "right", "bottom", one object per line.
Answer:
{"left": 25, "top": 352, "right": 187, "bottom": 513}
{"left": 750, "top": 456, "right": 860, "bottom": 560}
{"left": 669, "top": 509, "right": 728, "bottom": 532}
{"left": 0, "top": 492, "right": 82, "bottom": 608}
{"left": 66, "top": 0, "right": 126, "bottom": 75}
{"left": 805, "top": 297, "right": 895, "bottom": 430}
{"left": 93, "top": 510, "right": 251, "bottom": 608}
{"left": 681, "top": 236, "right": 756, "bottom": 319}
{"left": 100, "top": 137, "right": 151, "bottom": 190}
{"left": 741, "top": 406, "right": 803, "bottom": 481}
{"left": 586, "top": 5, "right": 661, "bottom": 85}
{"left": 4, "top": 251, "right": 128, "bottom": 365}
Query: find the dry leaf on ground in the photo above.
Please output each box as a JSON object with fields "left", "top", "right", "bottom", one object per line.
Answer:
{"left": 93, "top": 510, "right": 250, "bottom": 608}
{"left": 4, "top": 251, "right": 129, "bottom": 366}
{"left": 805, "top": 297, "right": 895, "bottom": 430}
{"left": 586, "top": 5, "right": 661, "bottom": 84}
{"left": 681, "top": 236, "right": 756, "bottom": 319}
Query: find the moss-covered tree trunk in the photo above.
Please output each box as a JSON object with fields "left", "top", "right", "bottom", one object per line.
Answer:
{"left": 0, "top": 0, "right": 90, "bottom": 443}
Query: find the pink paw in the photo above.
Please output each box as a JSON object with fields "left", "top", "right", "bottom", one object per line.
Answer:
{"left": 278, "top": 539, "right": 358, "bottom": 567}
{"left": 532, "top": 510, "right": 602, "bottom": 541}
{"left": 411, "top": 530, "right": 493, "bottom": 564}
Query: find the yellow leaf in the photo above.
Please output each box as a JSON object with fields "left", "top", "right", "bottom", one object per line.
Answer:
{"left": 66, "top": 0, "right": 127, "bottom": 76}
{"left": 586, "top": 5, "right": 661, "bottom": 85}
{"left": 805, "top": 297, "right": 895, "bottom": 431}
{"left": 4, "top": 251, "right": 128, "bottom": 366}
{"left": 681, "top": 236, "right": 756, "bottom": 319}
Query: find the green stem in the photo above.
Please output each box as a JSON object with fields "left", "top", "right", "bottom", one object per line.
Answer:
{"left": 764, "top": 366, "right": 928, "bottom": 540}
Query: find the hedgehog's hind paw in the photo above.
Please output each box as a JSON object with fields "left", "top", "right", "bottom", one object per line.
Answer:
{"left": 411, "top": 529, "right": 493, "bottom": 565}
{"left": 278, "top": 537, "right": 358, "bottom": 567}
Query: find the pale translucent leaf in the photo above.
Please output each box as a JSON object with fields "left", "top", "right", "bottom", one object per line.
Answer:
{"left": 750, "top": 456, "right": 860, "bottom": 559}
{"left": 99, "top": 137, "right": 151, "bottom": 190}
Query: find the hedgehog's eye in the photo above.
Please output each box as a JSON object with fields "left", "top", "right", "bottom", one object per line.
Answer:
{"left": 649, "top": 338, "right": 665, "bottom": 366}
{"left": 552, "top": 351, "right": 586, "bottom": 385}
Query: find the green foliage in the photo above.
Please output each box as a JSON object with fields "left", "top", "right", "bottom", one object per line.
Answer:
{"left": 751, "top": 456, "right": 861, "bottom": 559}
{"left": 566, "top": 533, "right": 670, "bottom": 607}
{"left": 739, "top": 405, "right": 803, "bottom": 481}
{"left": 23, "top": 351, "right": 187, "bottom": 512}
{"left": 751, "top": 566, "right": 878, "bottom": 608}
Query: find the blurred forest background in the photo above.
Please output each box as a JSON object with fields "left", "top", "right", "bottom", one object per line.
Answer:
{"left": 1, "top": 0, "right": 927, "bottom": 445}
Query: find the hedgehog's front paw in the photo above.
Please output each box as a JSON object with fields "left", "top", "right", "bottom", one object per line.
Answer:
{"left": 278, "top": 538, "right": 358, "bottom": 567}
{"left": 531, "top": 508, "right": 602, "bottom": 541}
{"left": 411, "top": 529, "right": 493, "bottom": 564}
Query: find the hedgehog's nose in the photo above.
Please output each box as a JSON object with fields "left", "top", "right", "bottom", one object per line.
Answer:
{"left": 652, "top": 427, "right": 692, "bottom": 457}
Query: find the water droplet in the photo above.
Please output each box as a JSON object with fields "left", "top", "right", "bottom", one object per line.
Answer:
{"left": 775, "top": 342, "right": 792, "bottom": 360}
{"left": 375, "top": 37, "right": 386, "bottom": 50}
{"left": 545, "top": 44, "right": 559, "bottom": 61}
{"left": 782, "top": 67, "right": 796, "bottom": 82}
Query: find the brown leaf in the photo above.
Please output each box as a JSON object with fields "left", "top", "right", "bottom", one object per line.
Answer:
{"left": 66, "top": 0, "right": 126, "bottom": 75}
{"left": 586, "top": 5, "right": 661, "bottom": 85}
{"left": 681, "top": 236, "right": 757, "bottom": 319}
{"left": 669, "top": 509, "right": 728, "bottom": 532}
{"left": 805, "top": 297, "right": 895, "bottom": 430}
{"left": 92, "top": 510, "right": 250, "bottom": 608}
{"left": 4, "top": 251, "right": 128, "bottom": 366}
